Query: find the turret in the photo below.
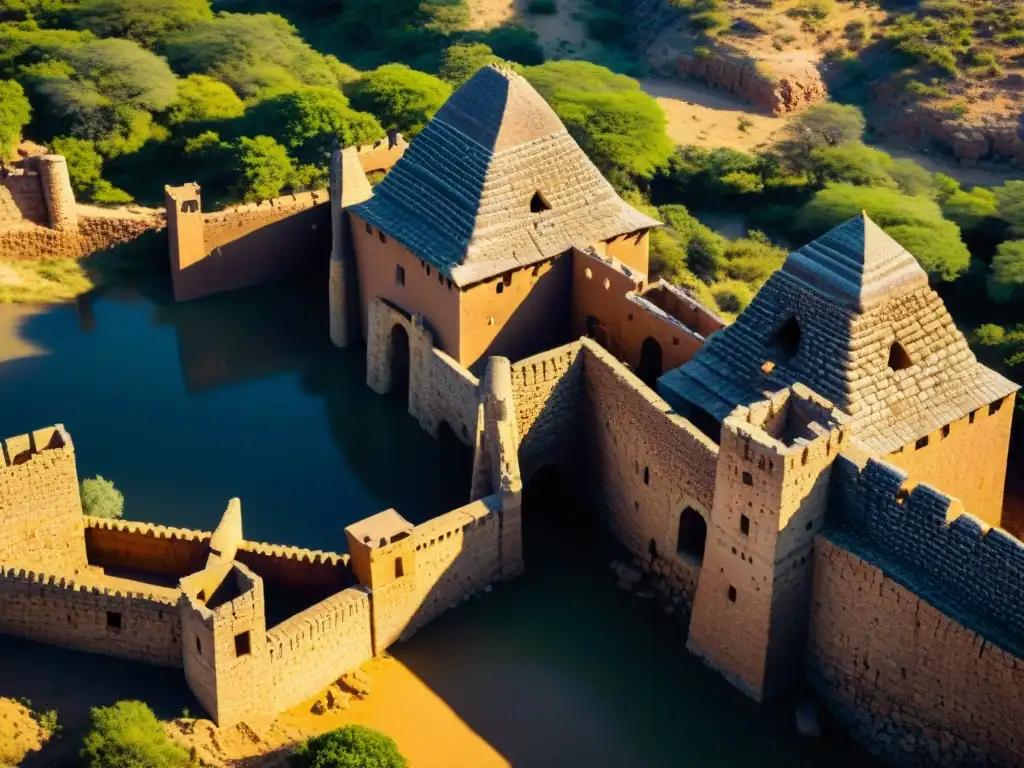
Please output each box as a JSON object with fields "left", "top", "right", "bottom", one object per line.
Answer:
{"left": 686, "top": 385, "right": 849, "bottom": 700}
{"left": 36, "top": 155, "right": 78, "bottom": 232}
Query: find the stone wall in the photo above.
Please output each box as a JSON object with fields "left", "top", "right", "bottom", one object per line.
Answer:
{"left": 415, "top": 348, "right": 480, "bottom": 446}
{"left": 236, "top": 541, "right": 355, "bottom": 596}
{"left": 809, "top": 538, "right": 1024, "bottom": 766}
{"left": 267, "top": 586, "right": 373, "bottom": 713}
{"left": 0, "top": 426, "right": 87, "bottom": 573}
{"left": 581, "top": 339, "right": 718, "bottom": 605}
{"left": 0, "top": 566, "right": 182, "bottom": 666}
{"left": 0, "top": 172, "right": 47, "bottom": 226}
{"left": 84, "top": 518, "right": 212, "bottom": 577}
{"left": 883, "top": 394, "right": 1014, "bottom": 527}
{"left": 509, "top": 342, "right": 583, "bottom": 481}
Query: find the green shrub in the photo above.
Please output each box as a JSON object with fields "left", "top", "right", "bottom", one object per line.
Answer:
{"left": 438, "top": 43, "right": 499, "bottom": 86}
{"left": 80, "top": 475, "right": 124, "bottom": 519}
{"left": 992, "top": 240, "right": 1024, "bottom": 287}
{"left": 290, "top": 725, "right": 408, "bottom": 768}
{"left": 710, "top": 279, "right": 754, "bottom": 314}
{"left": 347, "top": 64, "right": 451, "bottom": 138}
{"left": 691, "top": 10, "right": 730, "bottom": 34}
{"left": 233, "top": 135, "right": 294, "bottom": 202}
{"left": 786, "top": 0, "right": 834, "bottom": 21}
{"left": 81, "top": 701, "right": 191, "bottom": 768}
{"left": 527, "top": 0, "right": 557, "bottom": 14}
{"left": 0, "top": 79, "right": 31, "bottom": 157}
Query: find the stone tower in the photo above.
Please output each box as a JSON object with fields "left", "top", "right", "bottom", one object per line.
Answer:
{"left": 36, "top": 155, "right": 78, "bottom": 232}
{"left": 686, "top": 386, "right": 848, "bottom": 701}
{"left": 179, "top": 561, "right": 268, "bottom": 726}
{"left": 329, "top": 147, "right": 372, "bottom": 347}
{"left": 344, "top": 509, "right": 416, "bottom": 653}
{"left": 165, "top": 183, "right": 205, "bottom": 301}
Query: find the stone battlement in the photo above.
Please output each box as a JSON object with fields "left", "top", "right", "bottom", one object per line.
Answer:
{"left": 0, "top": 566, "right": 175, "bottom": 604}
{"left": 84, "top": 516, "right": 212, "bottom": 544}
{"left": 831, "top": 456, "right": 1024, "bottom": 655}
{"left": 236, "top": 540, "right": 349, "bottom": 567}
{"left": 1, "top": 425, "right": 70, "bottom": 467}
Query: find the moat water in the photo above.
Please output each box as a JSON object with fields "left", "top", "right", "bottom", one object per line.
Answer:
{"left": 0, "top": 273, "right": 879, "bottom": 766}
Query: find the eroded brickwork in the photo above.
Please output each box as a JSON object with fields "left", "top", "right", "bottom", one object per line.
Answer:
{"left": 809, "top": 540, "right": 1024, "bottom": 766}
{"left": 0, "top": 426, "right": 87, "bottom": 573}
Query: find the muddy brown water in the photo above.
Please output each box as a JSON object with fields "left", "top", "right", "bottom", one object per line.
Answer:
{"left": 0, "top": 273, "right": 878, "bottom": 766}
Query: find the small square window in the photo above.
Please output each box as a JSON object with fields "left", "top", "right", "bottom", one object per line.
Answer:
{"left": 806, "top": 520, "right": 813, "bottom": 531}
{"left": 396, "top": 265, "right": 405, "bottom": 287}
{"left": 941, "top": 424, "right": 950, "bottom": 438}
{"left": 378, "top": 231, "right": 386, "bottom": 243}
{"left": 234, "top": 631, "right": 251, "bottom": 657}
{"left": 643, "top": 467, "right": 650, "bottom": 485}
{"left": 365, "top": 223, "right": 371, "bottom": 234}
{"left": 969, "top": 409, "right": 977, "bottom": 424}
{"left": 740, "top": 514, "right": 750, "bottom": 535}
{"left": 915, "top": 436, "right": 928, "bottom": 450}
{"left": 195, "top": 636, "right": 202, "bottom": 655}
{"left": 106, "top": 611, "right": 122, "bottom": 631}
{"left": 727, "top": 586, "right": 737, "bottom": 603}
{"left": 989, "top": 398, "right": 1004, "bottom": 416}
{"left": 395, "top": 557, "right": 404, "bottom": 578}
{"left": 742, "top": 471, "right": 753, "bottom": 486}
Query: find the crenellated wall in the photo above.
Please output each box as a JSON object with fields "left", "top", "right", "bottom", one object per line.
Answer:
{"left": 84, "top": 518, "right": 212, "bottom": 577}
{"left": 266, "top": 586, "right": 373, "bottom": 713}
{"left": 0, "top": 566, "right": 181, "bottom": 665}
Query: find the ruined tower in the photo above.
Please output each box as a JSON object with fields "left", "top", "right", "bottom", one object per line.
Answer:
{"left": 165, "top": 183, "right": 205, "bottom": 302}
{"left": 686, "top": 386, "right": 848, "bottom": 700}
{"left": 35, "top": 154, "right": 78, "bottom": 232}
{"left": 329, "top": 147, "right": 372, "bottom": 347}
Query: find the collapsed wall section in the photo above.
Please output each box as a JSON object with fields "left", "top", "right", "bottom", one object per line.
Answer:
{"left": 580, "top": 338, "right": 718, "bottom": 605}
{"left": 0, "top": 567, "right": 182, "bottom": 666}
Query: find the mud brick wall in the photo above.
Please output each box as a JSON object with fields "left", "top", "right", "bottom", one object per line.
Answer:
{"left": 419, "top": 349, "right": 480, "bottom": 446}
{"left": 0, "top": 427, "right": 87, "bottom": 573}
{"left": 509, "top": 342, "right": 583, "bottom": 480}
{"left": 833, "top": 457, "right": 1024, "bottom": 642}
{"left": 402, "top": 498, "right": 502, "bottom": 639}
{"left": 581, "top": 340, "right": 718, "bottom": 601}
{"left": 0, "top": 173, "right": 46, "bottom": 226}
{"left": 0, "top": 568, "right": 182, "bottom": 666}
{"left": 267, "top": 586, "right": 373, "bottom": 712}
{"left": 809, "top": 539, "right": 1024, "bottom": 766}
{"left": 84, "top": 518, "right": 212, "bottom": 577}
{"left": 236, "top": 542, "right": 355, "bottom": 596}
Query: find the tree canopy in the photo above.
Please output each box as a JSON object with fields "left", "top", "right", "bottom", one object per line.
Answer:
{"left": 438, "top": 43, "right": 499, "bottom": 87}
{"left": 0, "top": 79, "right": 31, "bottom": 156}
{"left": 79, "top": 474, "right": 125, "bottom": 519}
{"left": 67, "top": 0, "right": 213, "bottom": 49}
{"left": 166, "top": 74, "right": 244, "bottom": 125}
{"left": 794, "top": 183, "right": 970, "bottom": 282}
{"left": 290, "top": 725, "right": 408, "bottom": 768}
{"left": 81, "top": 701, "right": 191, "bottom": 768}
{"left": 774, "top": 103, "right": 866, "bottom": 168}
{"left": 522, "top": 60, "right": 674, "bottom": 179}
{"left": 233, "top": 135, "right": 294, "bottom": 201}
{"left": 347, "top": 64, "right": 451, "bottom": 137}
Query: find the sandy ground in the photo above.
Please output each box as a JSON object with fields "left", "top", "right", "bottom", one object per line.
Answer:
{"left": 640, "top": 78, "right": 788, "bottom": 152}
{"left": 172, "top": 656, "right": 508, "bottom": 767}
{"left": 0, "top": 302, "right": 45, "bottom": 361}
{"left": 0, "top": 699, "right": 48, "bottom": 767}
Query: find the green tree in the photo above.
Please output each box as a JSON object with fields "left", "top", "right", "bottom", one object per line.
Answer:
{"left": 240, "top": 87, "right": 383, "bottom": 163}
{"left": 794, "top": 183, "right": 970, "bottom": 281}
{"left": 81, "top": 701, "right": 191, "bottom": 768}
{"left": 166, "top": 74, "right": 244, "bottom": 125}
{"left": 290, "top": 725, "right": 408, "bottom": 768}
{"left": 774, "top": 103, "right": 866, "bottom": 169}
{"left": 941, "top": 186, "right": 999, "bottom": 234}
{"left": 932, "top": 172, "right": 960, "bottom": 202}
{"left": 992, "top": 240, "right": 1024, "bottom": 286}
{"left": 711, "top": 279, "right": 754, "bottom": 314}
{"left": 68, "top": 0, "right": 213, "bottom": 49}
{"left": 0, "top": 79, "right": 31, "bottom": 156}
{"left": 806, "top": 142, "right": 896, "bottom": 188}
{"left": 79, "top": 474, "right": 124, "bottom": 519}
{"left": 995, "top": 180, "right": 1024, "bottom": 237}
{"left": 65, "top": 38, "right": 178, "bottom": 111}
{"left": 522, "top": 61, "right": 674, "bottom": 179}
{"left": 347, "top": 64, "right": 451, "bottom": 138}
{"left": 438, "top": 43, "right": 499, "bottom": 87}
{"left": 51, "top": 136, "right": 103, "bottom": 193}
{"left": 233, "top": 135, "right": 293, "bottom": 201}
{"left": 974, "top": 323, "right": 1007, "bottom": 346}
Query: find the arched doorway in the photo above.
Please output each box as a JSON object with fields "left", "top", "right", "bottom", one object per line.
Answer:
{"left": 637, "top": 337, "right": 662, "bottom": 387}
{"left": 676, "top": 507, "right": 707, "bottom": 564}
{"left": 389, "top": 324, "right": 410, "bottom": 395}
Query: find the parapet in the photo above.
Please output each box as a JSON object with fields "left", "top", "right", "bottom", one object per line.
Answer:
{"left": 83, "top": 516, "right": 212, "bottom": 544}
{"left": 830, "top": 455, "right": 1024, "bottom": 656}
{"left": 345, "top": 509, "right": 414, "bottom": 550}
{"left": 723, "top": 385, "right": 850, "bottom": 465}
{"left": 179, "top": 560, "right": 262, "bottom": 627}
{"left": 1, "top": 425, "right": 71, "bottom": 468}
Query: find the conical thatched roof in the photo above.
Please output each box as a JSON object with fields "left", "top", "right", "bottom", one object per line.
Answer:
{"left": 658, "top": 214, "right": 1018, "bottom": 455}
{"left": 349, "top": 64, "right": 659, "bottom": 287}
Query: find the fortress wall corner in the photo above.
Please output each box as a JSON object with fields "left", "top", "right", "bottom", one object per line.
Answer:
{"left": 418, "top": 348, "right": 479, "bottom": 445}
{"left": 0, "top": 426, "right": 87, "bottom": 572}
{"left": 580, "top": 338, "right": 718, "bottom": 607}
{"left": 808, "top": 538, "right": 1024, "bottom": 766}
{"left": 266, "top": 586, "right": 373, "bottom": 712}
{"left": 509, "top": 342, "right": 584, "bottom": 480}
{"left": 0, "top": 568, "right": 182, "bottom": 666}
